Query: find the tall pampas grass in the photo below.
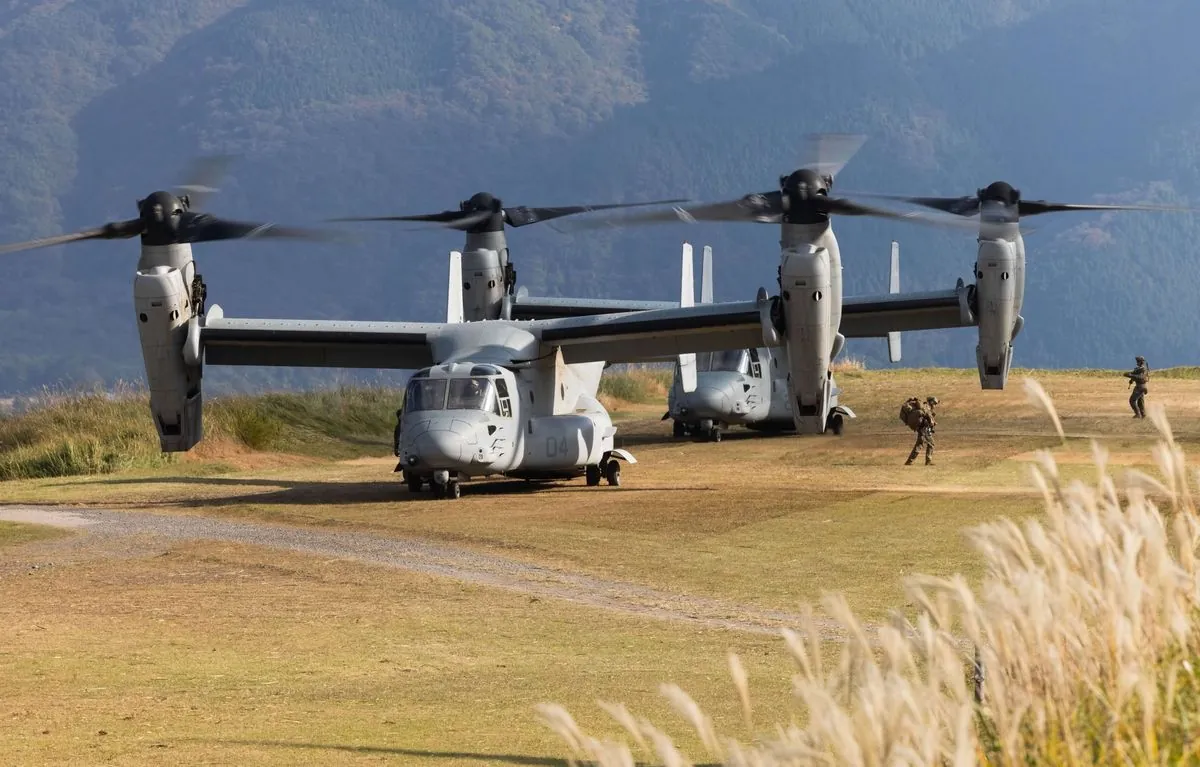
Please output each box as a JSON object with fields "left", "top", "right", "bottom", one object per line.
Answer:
{"left": 539, "top": 385, "right": 1200, "bottom": 765}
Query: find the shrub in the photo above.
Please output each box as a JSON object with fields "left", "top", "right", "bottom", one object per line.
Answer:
{"left": 598, "top": 366, "right": 674, "bottom": 404}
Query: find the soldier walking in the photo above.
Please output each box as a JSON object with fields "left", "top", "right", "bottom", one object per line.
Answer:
{"left": 1124, "top": 356, "right": 1149, "bottom": 418}
{"left": 906, "top": 396, "right": 938, "bottom": 466}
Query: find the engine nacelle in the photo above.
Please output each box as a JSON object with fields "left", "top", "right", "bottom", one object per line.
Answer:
{"left": 461, "top": 247, "right": 506, "bottom": 322}
{"left": 973, "top": 239, "right": 1019, "bottom": 390}
{"left": 134, "top": 265, "right": 202, "bottom": 451}
{"left": 779, "top": 245, "right": 833, "bottom": 433}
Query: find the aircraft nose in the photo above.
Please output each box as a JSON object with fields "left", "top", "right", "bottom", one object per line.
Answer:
{"left": 414, "top": 430, "right": 465, "bottom": 468}
{"left": 684, "top": 386, "right": 732, "bottom": 417}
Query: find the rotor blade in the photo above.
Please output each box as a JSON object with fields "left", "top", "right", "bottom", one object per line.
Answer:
{"left": 1018, "top": 200, "right": 1198, "bottom": 217}
{"left": 820, "top": 197, "right": 976, "bottom": 230}
{"left": 327, "top": 209, "right": 494, "bottom": 231}
{"left": 798, "top": 133, "right": 867, "bottom": 179}
{"left": 183, "top": 215, "right": 346, "bottom": 244}
{"left": 502, "top": 198, "right": 689, "bottom": 228}
{"left": 174, "top": 155, "right": 235, "bottom": 210}
{"left": 847, "top": 192, "right": 982, "bottom": 217}
{"left": 0, "top": 219, "right": 145, "bottom": 255}
{"left": 558, "top": 193, "right": 784, "bottom": 231}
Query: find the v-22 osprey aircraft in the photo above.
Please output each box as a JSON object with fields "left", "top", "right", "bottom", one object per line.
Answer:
{"left": 663, "top": 241, "right": 906, "bottom": 441}
{"left": 0, "top": 158, "right": 980, "bottom": 499}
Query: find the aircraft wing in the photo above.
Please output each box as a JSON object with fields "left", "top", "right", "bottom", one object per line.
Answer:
{"left": 840, "top": 282, "right": 974, "bottom": 338}
{"left": 509, "top": 295, "right": 678, "bottom": 321}
{"left": 534, "top": 300, "right": 764, "bottom": 364}
{"left": 200, "top": 307, "right": 439, "bottom": 369}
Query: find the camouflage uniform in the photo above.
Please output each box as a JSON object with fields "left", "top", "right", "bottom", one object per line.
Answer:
{"left": 1125, "top": 356, "right": 1149, "bottom": 418}
{"left": 906, "top": 396, "right": 938, "bottom": 465}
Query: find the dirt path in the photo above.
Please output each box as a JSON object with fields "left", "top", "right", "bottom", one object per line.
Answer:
{"left": 0, "top": 505, "right": 855, "bottom": 641}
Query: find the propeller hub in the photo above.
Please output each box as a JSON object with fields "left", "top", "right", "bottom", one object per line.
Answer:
{"left": 979, "top": 181, "right": 1020, "bottom": 206}
{"left": 461, "top": 192, "right": 501, "bottom": 212}
{"left": 137, "top": 191, "right": 186, "bottom": 240}
{"left": 779, "top": 168, "right": 831, "bottom": 224}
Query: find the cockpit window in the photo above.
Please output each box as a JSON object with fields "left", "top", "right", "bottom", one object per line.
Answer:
{"left": 470, "top": 364, "right": 502, "bottom": 377}
{"left": 446, "top": 377, "right": 497, "bottom": 412}
{"left": 697, "top": 350, "right": 749, "bottom": 374}
{"left": 405, "top": 378, "right": 448, "bottom": 412}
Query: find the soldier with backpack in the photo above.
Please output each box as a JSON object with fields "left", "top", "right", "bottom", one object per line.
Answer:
{"left": 1124, "top": 356, "right": 1149, "bottom": 418}
{"left": 900, "top": 395, "right": 938, "bottom": 465}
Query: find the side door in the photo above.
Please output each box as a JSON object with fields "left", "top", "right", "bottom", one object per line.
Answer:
{"left": 488, "top": 375, "right": 518, "bottom": 468}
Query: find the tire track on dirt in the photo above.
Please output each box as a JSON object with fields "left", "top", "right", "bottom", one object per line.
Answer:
{"left": 0, "top": 505, "right": 852, "bottom": 640}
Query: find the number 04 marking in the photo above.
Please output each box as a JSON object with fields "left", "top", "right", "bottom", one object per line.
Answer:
{"left": 545, "top": 436, "right": 569, "bottom": 456}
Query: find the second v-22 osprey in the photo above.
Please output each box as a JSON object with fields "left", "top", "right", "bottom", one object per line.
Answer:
{"left": 663, "top": 241, "right": 906, "bottom": 442}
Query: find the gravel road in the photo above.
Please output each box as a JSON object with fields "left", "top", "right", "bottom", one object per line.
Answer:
{"left": 0, "top": 505, "right": 852, "bottom": 640}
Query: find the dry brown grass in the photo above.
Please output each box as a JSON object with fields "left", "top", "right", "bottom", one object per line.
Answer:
{"left": 2, "top": 370, "right": 1200, "bottom": 764}
{"left": 0, "top": 539, "right": 796, "bottom": 766}
{"left": 830, "top": 355, "right": 867, "bottom": 373}
{"left": 538, "top": 393, "right": 1200, "bottom": 765}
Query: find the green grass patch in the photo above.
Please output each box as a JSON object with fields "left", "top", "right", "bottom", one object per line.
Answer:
{"left": 0, "top": 385, "right": 406, "bottom": 481}
{"left": 598, "top": 367, "right": 673, "bottom": 403}
{"left": 0, "top": 520, "right": 68, "bottom": 547}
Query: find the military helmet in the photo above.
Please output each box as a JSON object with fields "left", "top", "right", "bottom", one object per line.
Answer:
{"left": 1136, "top": 356, "right": 1145, "bottom": 364}
{"left": 927, "top": 396, "right": 939, "bottom": 406}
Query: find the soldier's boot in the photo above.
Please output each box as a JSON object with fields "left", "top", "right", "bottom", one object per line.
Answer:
{"left": 905, "top": 451, "right": 917, "bottom": 466}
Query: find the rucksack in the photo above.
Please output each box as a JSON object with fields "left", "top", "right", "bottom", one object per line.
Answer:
{"left": 899, "top": 397, "right": 922, "bottom": 431}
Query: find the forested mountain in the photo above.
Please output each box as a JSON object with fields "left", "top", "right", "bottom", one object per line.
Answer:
{"left": 1, "top": 0, "right": 1197, "bottom": 393}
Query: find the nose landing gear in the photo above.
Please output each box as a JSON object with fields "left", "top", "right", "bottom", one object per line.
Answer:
{"left": 826, "top": 412, "right": 845, "bottom": 436}
{"left": 428, "top": 469, "right": 461, "bottom": 500}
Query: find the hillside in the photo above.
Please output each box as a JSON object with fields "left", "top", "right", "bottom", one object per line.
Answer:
{"left": 0, "top": 0, "right": 1197, "bottom": 393}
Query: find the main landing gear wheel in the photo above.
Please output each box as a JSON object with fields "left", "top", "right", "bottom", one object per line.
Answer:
{"left": 405, "top": 473, "right": 423, "bottom": 493}
{"left": 604, "top": 460, "right": 621, "bottom": 486}
{"left": 707, "top": 426, "right": 722, "bottom": 443}
{"left": 586, "top": 464, "right": 602, "bottom": 486}
{"left": 432, "top": 480, "right": 461, "bottom": 500}
{"left": 672, "top": 420, "right": 687, "bottom": 438}
{"left": 828, "top": 413, "right": 845, "bottom": 436}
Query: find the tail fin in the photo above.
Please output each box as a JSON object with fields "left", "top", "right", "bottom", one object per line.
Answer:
{"left": 887, "top": 240, "right": 901, "bottom": 363}
{"left": 701, "top": 245, "right": 713, "bottom": 304}
{"left": 447, "top": 250, "right": 464, "bottom": 324}
{"left": 678, "top": 242, "right": 697, "bottom": 393}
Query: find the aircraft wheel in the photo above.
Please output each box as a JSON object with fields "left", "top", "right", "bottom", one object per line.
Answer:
{"left": 431, "top": 482, "right": 446, "bottom": 499}
{"left": 586, "top": 465, "right": 602, "bottom": 486}
{"left": 672, "top": 420, "right": 686, "bottom": 438}
{"left": 829, "top": 414, "right": 845, "bottom": 436}
{"left": 604, "top": 461, "right": 621, "bottom": 487}
{"left": 445, "top": 481, "right": 461, "bottom": 500}
{"left": 709, "top": 427, "right": 722, "bottom": 443}
{"left": 405, "top": 473, "right": 423, "bottom": 493}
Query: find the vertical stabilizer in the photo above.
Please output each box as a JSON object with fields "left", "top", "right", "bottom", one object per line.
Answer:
{"left": 887, "top": 240, "right": 901, "bottom": 363}
{"left": 447, "top": 250, "right": 464, "bottom": 324}
{"left": 678, "top": 243, "right": 697, "bottom": 393}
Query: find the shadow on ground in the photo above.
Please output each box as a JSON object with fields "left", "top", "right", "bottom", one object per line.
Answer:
{"left": 56, "top": 475, "right": 708, "bottom": 507}
{"left": 193, "top": 739, "right": 723, "bottom": 766}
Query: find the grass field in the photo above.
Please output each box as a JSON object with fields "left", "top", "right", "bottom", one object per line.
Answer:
{"left": 1, "top": 368, "right": 1198, "bottom": 765}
